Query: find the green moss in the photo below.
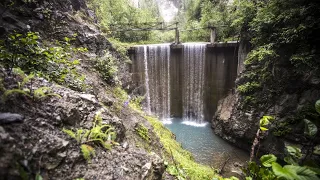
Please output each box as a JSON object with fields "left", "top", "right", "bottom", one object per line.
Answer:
{"left": 129, "top": 96, "right": 144, "bottom": 111}
{"left": 135, "top": 123, "right": 151, "bottom": 143}
{"left": 113, "top": 86, "right": 128, "bottom": 102}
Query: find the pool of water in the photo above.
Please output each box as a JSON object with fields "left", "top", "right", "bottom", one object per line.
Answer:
{"left": 163, "top": 118, "right": 249, "bottom": 175}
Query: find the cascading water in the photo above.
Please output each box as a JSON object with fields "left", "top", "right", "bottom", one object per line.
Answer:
{"left": 143, "top": 46, "right": 151, "bottom": 114}
{"left": 136, "top": 44, "right": 171, "bottom": 119}
{"left": 132, "top": 42, "right": 238, "bottom": 124}
{"left": 182, "top": 44, "right": 206, "bottom": 124}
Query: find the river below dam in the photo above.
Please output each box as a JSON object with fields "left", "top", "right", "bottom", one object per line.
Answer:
{"left": 163, "top": 118, "right": 249, "bottom": 176}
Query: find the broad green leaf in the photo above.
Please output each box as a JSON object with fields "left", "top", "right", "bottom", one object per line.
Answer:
{"left": 286, "top": 146, "right": 302, "bottom": 159}
{"left": 315, "top": 100, "right": 320, "bottom": 114}
{"left": 313, "top": 145, "right": 320, "bottom": 155}
{"left": 284, "top": 156, "right": 298, "bottom": 166}
{"left": 283, "top": 165, "right": 319, "bottom": 180}
{"left": 272, "top": 162, "right": 296, "bottom": 180}
{"left": 260, "top": 116, "right": 274, "bottom": 127}
{"left": 304, "top": 119, "right": 318, "bottom": 137}
{"left": 260, "top": 126, "right": 268, "bottom": 131}
{"left": 35, "top": 173, "right": 43, "bottom": 180}
{"left": 306, "top": 166, "right": 320, "bottom": 175}
{"left": 260, "top": 154, "right": 277, "bottom": 167}
{"left": 260, "top": 117, "right": 270, "bottom": 127}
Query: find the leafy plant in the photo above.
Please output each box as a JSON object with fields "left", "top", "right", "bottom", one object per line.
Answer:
{"left": 81, "top": 144, "right": 96, "bottom": 162}
{"left": 245, "top": 110, "right": 320, "bottom": 179}
{"left": 1, "top": 69, "right": 61, "bottom": 102}
{"left": 0, "top": 32, "right": 87, "bottom": 91}
{"left": 62, "top": 111, "right": 117, "bottom": 162}
{"left": 237, "top": 82, "right": 261, "bottom": 94}
{"left": 94, "top": 51, "right": 118, "bottom": 84}
{"left": 135, "top": 123, "right": 150, "bottom": 143}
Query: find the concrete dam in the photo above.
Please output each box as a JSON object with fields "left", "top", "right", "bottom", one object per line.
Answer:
{"left": 129, "top": 42, "right": 239, "bottom": 123}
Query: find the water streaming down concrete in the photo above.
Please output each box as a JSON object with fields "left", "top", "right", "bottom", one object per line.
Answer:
{"left": 130, "top": 42, "right": 238, "bottom": 123}
{"left": 133, "top": 44, "right": 171, "bottom": 119}
{"left": 182, "top": 44, "right": 206, "bottom": 123}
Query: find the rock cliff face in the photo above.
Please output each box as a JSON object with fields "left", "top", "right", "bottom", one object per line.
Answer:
{"left": 0, "top": 73, "right": 165, "bottom": 179}
{"left": 0, "top": 1, "right": 167, "bottom": 179}
{"left": 212, "top": 40, "right": 320, "bottom": 158}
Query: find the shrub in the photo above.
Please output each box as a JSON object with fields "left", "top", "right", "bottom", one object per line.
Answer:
{"left": 94, "top": 51, "right": 118, "bottom": 84}
{"left": 0, "top": 32, "right": 88, "bottom": 90}
{"left": 63, "top": 110, "right": 117, "bottom": 162}
{"left": 135, "top": 123, "right": 150, "bottom": 143}
{"left": 237, "top": 82, "right": 260, "bottom": 94}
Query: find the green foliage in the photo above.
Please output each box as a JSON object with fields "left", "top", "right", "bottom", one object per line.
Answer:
{"left": 246, "top": 111, "right": 320, "bottom": 179}
{"left": 113, "top": 86, "right": 128, "bottom": 102}
{"left": 63, "top": 111, "right": 117, "bottom": 162}
{"left": 1, "top": 69, "right": 61, "bottom": 102}
{"left": 129, "top": 96, "right": 144, "bottom": 111}
{"left": 304, "top": 119, "right": 318, "bottom": 137}
{"left": 182, "top": 0, "right": 240, "bottom": 42}
{"left": 245, "top": 150, "right": 320, "bottom": 180}
{"left": 244, "top": 45, "right": 277, "bottom": 65}
{"left": 17, "top": 162, "right": 29, "bottom": 180}
{"left": 166, "top": 164, "right": 187, "bottom": 180}
{"left": 259, "top": 116, "right": 274, "bottom": 131}
{"left": 315, "top": 100, "right": 320, "bottom": 116}
{"left": 135, "top": 123, "right": 150, "bottom": 143}
{"left": 260, "top": 154, "right": 277, "bottom": 168}
{"left": 237, "top": 82, "right": 260, "bottom": 94}
{"left": 0, "top": 32, "right": 87, "bottom": 90}
{"left": 94, "top": 51, "right": 118, "bottom": 84}
{"left": 35, "top": 173, "right": 43, "bottom": 180}
{"left": 80, "top": 144, "right": 96, "bottom": 162}
{"left": 272, "top": 163, "right": 319, "bottom": 180}
{"left": 234, "top": 0, "right": 320, "bottom": 109}
{"left": 88, "top": 0, "right": 160, "bottom": 42}
{"left": 108, "top": 38, "right": 131, "bottom": 64}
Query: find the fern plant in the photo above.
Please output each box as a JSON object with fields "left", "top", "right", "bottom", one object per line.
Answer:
{"left": 80, "top": 144, "right": 95, "bottom": 163}
{"left": 1, "top": 68, "right": 61, "bottom": 102}
{"left": 62, "top": 111, "right": 117, "bottom": 162}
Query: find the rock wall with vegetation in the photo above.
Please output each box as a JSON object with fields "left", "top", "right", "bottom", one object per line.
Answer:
{"left": 212, "top": 0, "right": 320, "bottom": 160}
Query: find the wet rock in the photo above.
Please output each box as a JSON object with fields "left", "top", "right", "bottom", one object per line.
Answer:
{"left": 2, "top": 15, "right": 18, "bottom": 24}
{"left": 0, "top": 126, "right": 10, "bottom": 140}
{"left": 151, "top": 153, "right": 165, "bottom": 180}
{"left": 61, "top": 107, "right": 81, "bottom": 126}
{"left": 0, "top": 113, "right": 25, "bottom": 124}
{"left": 141, "top": 162, "right": 152, "bottom": 179}
{"left": 79, "top": 93, "right": 97, "bottom": 103}
{"left": 0, "top": 26, "right": 6, "bottom": 37}
{"left": 122, "top": 142, "right": 129, "bottom": 149}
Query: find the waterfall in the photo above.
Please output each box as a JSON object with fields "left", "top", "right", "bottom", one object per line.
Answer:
{"left": 182, "top": 44, "right": 206, "bottom": 124}
{"left": 131, "top": 42, "right": 238, "bottom": 125}
{"left": 143, "top": 46, "right": 151, "bottom": 114}
{"left": 137, "top": 44, "right": 171, "bottom": 119}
